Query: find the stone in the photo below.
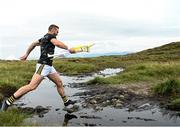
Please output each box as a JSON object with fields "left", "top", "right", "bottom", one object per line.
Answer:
{"left": 94, "top": 106, "right": 103, "bottom": 111}
{"left": 112, "top": 99, "right": 117, "bottom": 103}
{"left": 113, "top": 95, "right": 120, "bottom": 99}
{"left": 138, "top": 103, "right": 151, "bottom": 110}
{"left": 82, "top": 104, "right": 88, "bottom": 108}
{"left": 55, "top": 108, "right": 60, "bottom": 111}
{"left": 101, "top": 100, "right": 111, "bottom": 106}
{"left": 115, "top": 103, "right": 123, "bottom": 108}
{"left": 116, "top": 100, "right": 123, "bottom": 104}
{"left": 119, "top": 95, "right": 125, "bottom": 99}
{"left": 90, "top": 99, "right": 97, "bottom": 104}
{"left": 20, "top": 107, "right": 35, "bottom": 114}
{"left": 35, "top": 106, "right": 49, "bottom": 114}
{"left": 106, "top": 100, "right": 110, "bottom": 103}
{"left": 95, "top": 96, "right": 102, "bottom": 100}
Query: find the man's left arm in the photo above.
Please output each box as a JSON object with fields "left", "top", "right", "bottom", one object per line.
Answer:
{"left": 20, "top": 41, "right": 41, "bottom": 60}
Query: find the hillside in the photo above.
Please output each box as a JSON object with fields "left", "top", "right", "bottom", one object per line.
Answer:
{"left": 128, "top": 41, "right": 180, "bottom": 61}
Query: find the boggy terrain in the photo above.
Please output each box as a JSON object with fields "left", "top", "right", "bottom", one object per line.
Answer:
{"left": 0, "top": 41, "right": 180, "bottom": 125}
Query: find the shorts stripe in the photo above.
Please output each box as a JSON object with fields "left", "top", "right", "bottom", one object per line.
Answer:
{"left": 36, "top": 64, "right": 45, "bottom": 75}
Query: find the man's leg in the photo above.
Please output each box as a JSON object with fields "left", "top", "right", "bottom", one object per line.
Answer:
{"left": 48, "top": 72, "right": 65, "bottom": 97}
{"left": 1, "top": 74, "right": 43, "bottom": 111}
{"left": 47, "top": 73, "right": 76, "bottom": 106}
{"left": 14, "top": 74, "right": 43, "bottom": 98}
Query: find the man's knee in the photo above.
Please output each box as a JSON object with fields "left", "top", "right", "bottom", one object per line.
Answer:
{"left": 27, "top": 84, "right": 38, "bottom": 91}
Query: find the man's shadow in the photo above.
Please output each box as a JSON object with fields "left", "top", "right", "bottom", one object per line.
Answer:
{"left": 62, "top": 113, "right": 78, "bottom": 126}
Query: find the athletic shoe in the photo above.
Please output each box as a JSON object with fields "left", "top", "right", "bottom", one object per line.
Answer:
{"left": 1, "top": 98, "right": 9, "bottom": 111}
{"left": 63, "top": 113, "right": 77, "bottom": 126}
{"left": 65, "top": 113, "right": 77, "bottom": 120}
{"left": 64, "top": 100, "right": 76, "bottom": 107}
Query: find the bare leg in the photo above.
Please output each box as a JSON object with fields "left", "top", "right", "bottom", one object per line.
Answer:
{"left": 48, "top": 73, "right": 76, "bottom": 106}
{"left": 47, "top": 72, "right": 65, "bottom": 97}
{"left": 14, "top": 74, "right": 44, "bottom": 98}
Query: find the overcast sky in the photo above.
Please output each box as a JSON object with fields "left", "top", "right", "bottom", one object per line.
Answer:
{"left": 0, "top": 0, "right": 180, "bottom": 59}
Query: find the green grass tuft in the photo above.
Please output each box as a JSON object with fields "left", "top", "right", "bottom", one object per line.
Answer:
{"left": 153, "top": 79, "right": 180, "bottom": 96}
{"left": 167, "top": 98, "right": 180, "bottom": 111}
{"left": 0, "top": 108, "right": 28, "bottom": 126}
{"left": 170, "top": 98, "right": 180, "bottom": 106}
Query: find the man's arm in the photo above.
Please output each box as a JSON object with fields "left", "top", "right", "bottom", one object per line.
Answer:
{"left": 20, "top": 41, "right": 40, "bottom": 60}
{"left": 50, "top": 39, "right": 75, "bottom": 53}
{"left": 50, "top": 39, "right": 68, "bottom": 49}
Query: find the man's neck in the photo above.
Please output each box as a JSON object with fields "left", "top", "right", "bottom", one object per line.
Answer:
{"left": 48, "top": 32, "right": 53, "bottom": 34}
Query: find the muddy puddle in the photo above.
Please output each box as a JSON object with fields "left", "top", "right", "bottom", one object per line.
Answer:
{"left": 13, "top": 68, "right": 180, "bottom": 126}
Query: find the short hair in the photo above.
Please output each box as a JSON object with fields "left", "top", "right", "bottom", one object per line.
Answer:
{"left": 48, "top": 24, "right": 59, "bottom": 31}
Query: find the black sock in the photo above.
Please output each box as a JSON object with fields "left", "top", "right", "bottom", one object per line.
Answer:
{"left": 6, "top": 95, "right": 17, "bottom": 105}
{"left": 62, "top": 96, "right": 69, "bottom": 103}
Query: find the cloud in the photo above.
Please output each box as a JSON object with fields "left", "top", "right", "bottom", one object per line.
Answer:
{"left": 0, "top": 0, "right": 180, "bottom": 59}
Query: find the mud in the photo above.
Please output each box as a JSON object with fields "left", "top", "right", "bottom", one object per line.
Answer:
{"left": 72, "top": 84, "right": 153, "bottom": 111}
{"left": 15, "top": 105, "right": 51, "bottom": 118}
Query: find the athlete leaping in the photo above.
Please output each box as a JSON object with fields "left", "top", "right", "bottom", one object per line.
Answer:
{"left": 1, "top": 24, "right": 82, "bottom": 111}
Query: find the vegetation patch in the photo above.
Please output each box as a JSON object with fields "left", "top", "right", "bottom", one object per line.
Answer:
{"left": 87, "top": 62, "right": 180, "bottom": 85}
{"left": 167, "top": 98, "right": 180, "bottom": 111}
{"left": 153, "top": 79, "right": 180, "bottom": 96}
{"left": 153, "top": 79, "right": 180, "bottom": 111}
{"left": 0, "top": 108, "right": 29, "bottom": 126}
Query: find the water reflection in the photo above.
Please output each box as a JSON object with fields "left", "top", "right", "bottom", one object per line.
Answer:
{"left": 62, "top": 113, "right": 77, "bottom": 127}
{"left": 160, "top": 108, "right": 180, "bottom": 122}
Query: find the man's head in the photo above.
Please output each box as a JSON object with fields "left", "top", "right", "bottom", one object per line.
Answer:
{"left": 48, "top": 24, "right": 59, "bottom": 36}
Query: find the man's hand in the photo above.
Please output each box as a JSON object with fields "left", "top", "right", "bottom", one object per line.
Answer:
{"left": 19, "top": 41, "right": 39, "bottom": 61}
{"left": 68, "top": 48, "right": 76, "bottom": 54}
{"left": 20, "top": 54, "right": 28, "bottom": 61}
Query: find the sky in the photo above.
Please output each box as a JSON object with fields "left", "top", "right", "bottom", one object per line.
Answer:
{"left": 0, "top": 0, "right": 180, "bottom": 59}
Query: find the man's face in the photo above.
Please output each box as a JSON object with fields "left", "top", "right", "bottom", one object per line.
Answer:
{"left": 52, "top": 28, "right": 59, "bottom": 36}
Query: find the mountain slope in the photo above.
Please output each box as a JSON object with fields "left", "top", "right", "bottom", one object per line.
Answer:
{"left": 127, "top": 42, "right": 180, "bottom": 61}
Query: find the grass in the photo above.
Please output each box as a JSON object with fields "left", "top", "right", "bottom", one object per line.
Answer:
{"left": 0, "top": 60, "right": 36, "bottom": 89}
{"left": 0, "top": 41, "right": 179, "bottom": 124}
{"left": 87, "top": 62, "right": 180, "bottom": 85}
{"left": 168, "top": 98, "right": 180, "bottom": 110}
{"left": 0, "top": 56, "right": 126, "bottom": 90}
{"left": 1, "top": 42, "right": 180, "bottom": 91}
{"left": 153, "top": 78, "right": 180, "bottom": 110}
{"left": 0, "top": 108, "right": 29, "bottom": 126}
{"left": 54, "top": 60, "right": 98, "bottom": 75}
{"left": 153, "top": 79, "right": 180, "bottom": 96}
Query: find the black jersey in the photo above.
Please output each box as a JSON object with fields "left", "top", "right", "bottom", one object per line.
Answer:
{"left": 38, "top": 33, "right": 56, "bottom": 66}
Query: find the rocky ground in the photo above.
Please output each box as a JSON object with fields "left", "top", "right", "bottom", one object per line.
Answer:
{"left": 72, "top": 82, "right": 156, "bottom": 112}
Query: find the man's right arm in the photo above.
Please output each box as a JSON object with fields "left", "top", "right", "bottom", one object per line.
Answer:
{"left": 50, "top": 39, "right": 76, "bottom": 53}
{"left": 50, "top": 39, "right": 68, "bottom": 50}
{"left": 20, "top": 41, "right": 40, "bottom": 60}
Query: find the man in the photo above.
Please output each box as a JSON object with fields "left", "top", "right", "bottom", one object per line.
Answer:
{"left": 1, "top": 24, "right": 76, "bottom": 111}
